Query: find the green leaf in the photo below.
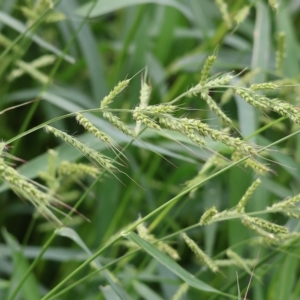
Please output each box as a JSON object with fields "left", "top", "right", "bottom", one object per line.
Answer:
{"left": 76, "top": 0, "right": 194, "bottom": 21}
{"left": 2, "top": 229, "right": 41, "bottom": 300}
{"left": 133, "top": 281, "right": 165, "bottom": 300}
{"left": 123, "top": 232, "right": 233, "bottom": 297}
{"left": 55, "top": 227, "right": 131, "bottom": 300}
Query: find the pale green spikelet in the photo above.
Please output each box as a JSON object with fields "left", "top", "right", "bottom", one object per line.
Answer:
{"left": 250, "top": 83, "right": 278, "bottom": 91}
{"left": 241, "top": 216, "right": 277, "bottom": 240}
{"left": 100, "top": 79, "right": 130, "bottom": 109}
{"left": 269, "top": 0, "right": 279, "bottom": 11}
{"left": 276, "top": 32, "right": 286, "bottom": 75}
{"left": 8, "top": 58, "right": 54, "bottom": 84}
{"left": 201, "top": 92, "right": 232, "bottom": 125}
{"left": 200, "top": 55, "right": 217, "bottom": 86}
{"left": 234, "top": 5, "right": 250, "bottom": 25}
{"left": 187, "top": 74, "right": 233, "bottom": 98}
{"left": 232, "top": 151, "right": 270, "bottom": 174}
{"left": 235, "top": 88, "right": 300, "bottom": 124}
{"left": 268, "top": 194, "right": 300, "bottom": 211}
{"left": 38, "top": 149, "right": 59, "bottom": 192}
{"left": 44, "top": 125, "right": 116, "bottom": 171}
{"left": 172, "top": 283, "right": 189, "bottom": 300}
{"left": 22, "top": 0, "right": 64, "bottom": 25}
{"left": 182, "top": 233, "right": 218, "bottom": 272}
{"left": 236, "top": 179, "right": 261, "bottom": 213}
{"left": 204, "top": 74, "right": 234, "bottom": 89}
{"left": 139, "top": 76, "right": 152, "bottom": 108}
{"left": 221, "top": 69, "right": 259, "bottom": 105}
{"left": 270, "top": 98, "right": 300, "bottom": 124}
{"left": 133, "top": 111, "right": 160, "bottom": 130}
{"left": 57, "top": 161, "right": 100, "bottom": 179}
{"left": 215, "top": 0, "right": 232, "bottom": 28}
{"left": 76, "top": 113, "right": 116, "bottom": 145}
{"left": 137, "top": 222, "right": 179, "bottom": 260}
{"left": 159, "top": 116, "right": 206, "bottom": 147}
{"left": 199, "top": 206, "right": 219, "bottom": 225}
{"left": 0, "top": 34, "right": 23, "bottom": 54}
{"left": 226, "top": 249, "right": 252, "bottom": 274}
{"left": 135, "top": 75, "right": 152, "bottom": 133}
{"left": 248, "top": 217, "right": 288, "bottom": 234}
{"left": 140, "top": 104, "right": 178, "bottom": 114}
{"left": 220, "top": 88, "right": 234, "bottom": 105}
{"left": 234, "top": 88, "right": 270, "bottom": 110}
{"left": 215, "top": 259, "right": 256, "bottom": 268}
{"left": 186, "top": 132, "right": 206, "bottom": 147}
{"left": 159, "top": 116, "right": 256, "bottom": 156}
{"left": 241, "top": 215, "right": 288, "bottom": 241}
{"left": 0, "top": 158, "right": 61, "bottom": 224}
{"left": 103, "top": 112, "right": 137, "bottom": 137}
{"left": 0, "top": 142, "right": 6, "bottom": 157}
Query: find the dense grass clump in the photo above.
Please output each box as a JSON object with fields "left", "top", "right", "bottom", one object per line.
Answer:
{"left": 1, "top": 1, "right": 300, "bottom": 299}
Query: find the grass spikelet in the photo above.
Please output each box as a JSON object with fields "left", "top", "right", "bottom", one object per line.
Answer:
{"left": 199, "top": 206, "right": 219, "bottom": 225}
{"left": 44, "top": 125, "right": 116, "bottom": 171}
{"left": 8, "top": 55, "right": 56, "bottom": 82}
{"left": 0, "top": 158, "right": 61, "bottom": 224}
{"left": 234, "top": 5, "right": 250, "bottom": 25}
{"left": 186, "top": 74, "right": 233, "bottom": 98}
{"left": 201, "top": 92, "right": 232, "bottom": 125}
{"left": 242, "top": 215, "right": 288, "bottom": 239}
{"left": 58, "top": 161, "right": 100, "bottom": 178}
{"left": 204, "top": 74, "right": 233, "bottom": 89}
{"left": 221, "top": 69, "right": 259, "bottom": 105}
{"left": 236, "top": 179, "right": 261, "bottom": 213}
{"left": 268, "top": 0, "right": 279, "bottom": 11}
{"left": 241, "top": 216, "right": 277, "bottom": 240}
{"left": 234, "top": 88, "right": 270, "bottom": 110}
{"left": 0, "top": 33, "right": 23, "bottom": 54}
{"left": 250, "top": 83, "right": 278, "bottom": 91}
{"left": 226, "top": 250, "right": 252, "bottom": 274}
{"left": 38, "top": 149, "right": 58, "bottom": 192}
{"left": 268, "top": 193, "right": 300, "bottom": 211}
{"left": 132, "top": 111, "right": 160, "bottom": 130}
{"left": 139, "top": 76, "right": 152, "bottom": 108}
{"left": 247, "top": 217, "right": 288, "bottom": 234}
{"left": 159, "top": 116, "right": 206, "bottom": 147}
{"left": 182, "top": 233, "right": 218, "bottom": 272}
{"left": 232, "top": 151, "right": 270, "bottom": 174}
{"left": 103, "top": 112, "right": 136, "bottom": 137}
{"left": 160, "top": 116, "right": 256, "bottom": 155}
{"left": 235, "top": 88, "right": 300, "bottom": 124}
{"left": 215, "top": 259, "right": 256, "bottom": 268}
{"left": 172, "top": 283, "right": 189, "bottom": 300}
{"left": 100, "top": 79, "right": 130, "bottom": 109}
{"left": 135, "top": 75, "right": 152, "bottom": 133}
{"left": 200, "top": 55, "right": 217, "bottom": 86}
{"left": 0, "top": 142, "right": 7, "bottom": 157}
{"left": 137, "top": 222, "right": 180, "bottom": 260}
{"left": 76, "top": 113, "right": 117, "bottom": 146}
{"left": 141, "top": 104, "right": 177, "bottom": 114}
{"left": 215, "top": 0, "right": 232, "bottom": 28}
{"left": 276, "top": 32, "right": 285, "bottom": 75}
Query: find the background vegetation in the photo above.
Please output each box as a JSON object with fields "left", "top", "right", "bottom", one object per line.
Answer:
{"left": 1, "top": 0, "right": 300, "bottom": 299}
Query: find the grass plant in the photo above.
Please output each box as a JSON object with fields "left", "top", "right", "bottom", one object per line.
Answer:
{"left": 1, "top": 1, "right": 300, "bottom": 299}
